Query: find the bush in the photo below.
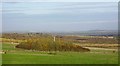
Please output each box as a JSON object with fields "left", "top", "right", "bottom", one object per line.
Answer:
{"left": 16, "top": 37, "right": 90, "bottom": 52}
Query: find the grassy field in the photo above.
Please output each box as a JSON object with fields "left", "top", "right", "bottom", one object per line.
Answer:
{"left": 2, "top": 43, "right": 118, "bottom": 64}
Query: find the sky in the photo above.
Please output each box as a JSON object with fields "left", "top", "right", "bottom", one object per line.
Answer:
{"left": 1, "top": 2, "right": 118, "bottom": 32}
{"left": 2, "top": 0, "right": 119, "bottom": 2}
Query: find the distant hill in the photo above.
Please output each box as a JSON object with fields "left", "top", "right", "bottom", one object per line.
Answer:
{"left": 51, "top": 30, "right": 118, "bottom": 36}
{"left": 2, "top": 30, "right": 119, "bottom": 36}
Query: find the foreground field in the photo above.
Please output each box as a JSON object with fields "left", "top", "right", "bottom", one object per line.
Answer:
{"left": 2, "top": 43, "right": 118, "bottom": 64}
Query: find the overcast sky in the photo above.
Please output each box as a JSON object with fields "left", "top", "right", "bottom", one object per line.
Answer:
{"left": 2, "top": 2, "right": 118, "bottom": 32}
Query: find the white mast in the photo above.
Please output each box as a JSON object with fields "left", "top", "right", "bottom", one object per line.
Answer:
{"left": 54, "top": 36, "right": 56, "bottom": 42}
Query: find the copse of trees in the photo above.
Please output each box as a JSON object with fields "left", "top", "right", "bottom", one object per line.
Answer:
{"left": 16, "top": 37, "right": 90, "bottom": 52}
{"left": 2, "top": 33, "right": 51, "bottom": 40}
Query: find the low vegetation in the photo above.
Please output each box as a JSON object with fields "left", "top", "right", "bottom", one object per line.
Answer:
{"left": 16, "top": 37, "right": 90, "bottom": 52}
{"left": 1, "top": 33, "right": 118, "bottom": 64}
{"left": 2, "top": 43, "right": 118, "bottom": 64}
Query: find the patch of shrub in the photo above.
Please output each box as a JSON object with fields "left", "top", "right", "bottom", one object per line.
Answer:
{"left": 16, "top": 37, "right": 90, "bottom": 52}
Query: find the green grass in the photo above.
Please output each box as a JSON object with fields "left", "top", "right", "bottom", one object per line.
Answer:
{"left": 2, "top": 43, "right": 118, "bottom": 64}
{"left": 2, "top": 43, "right": 16, "bottom": 51}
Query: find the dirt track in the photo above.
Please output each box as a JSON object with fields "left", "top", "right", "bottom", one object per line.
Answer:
{"left": 84, "top": 47, "right": 118, "bottom": 51}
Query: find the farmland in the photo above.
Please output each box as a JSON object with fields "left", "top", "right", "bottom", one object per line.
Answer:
{"left": 1, "top": 33, "right": 119, "bottom": 64}
{"left": 2, "top": 43, "right": 118, "bottom": 64}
